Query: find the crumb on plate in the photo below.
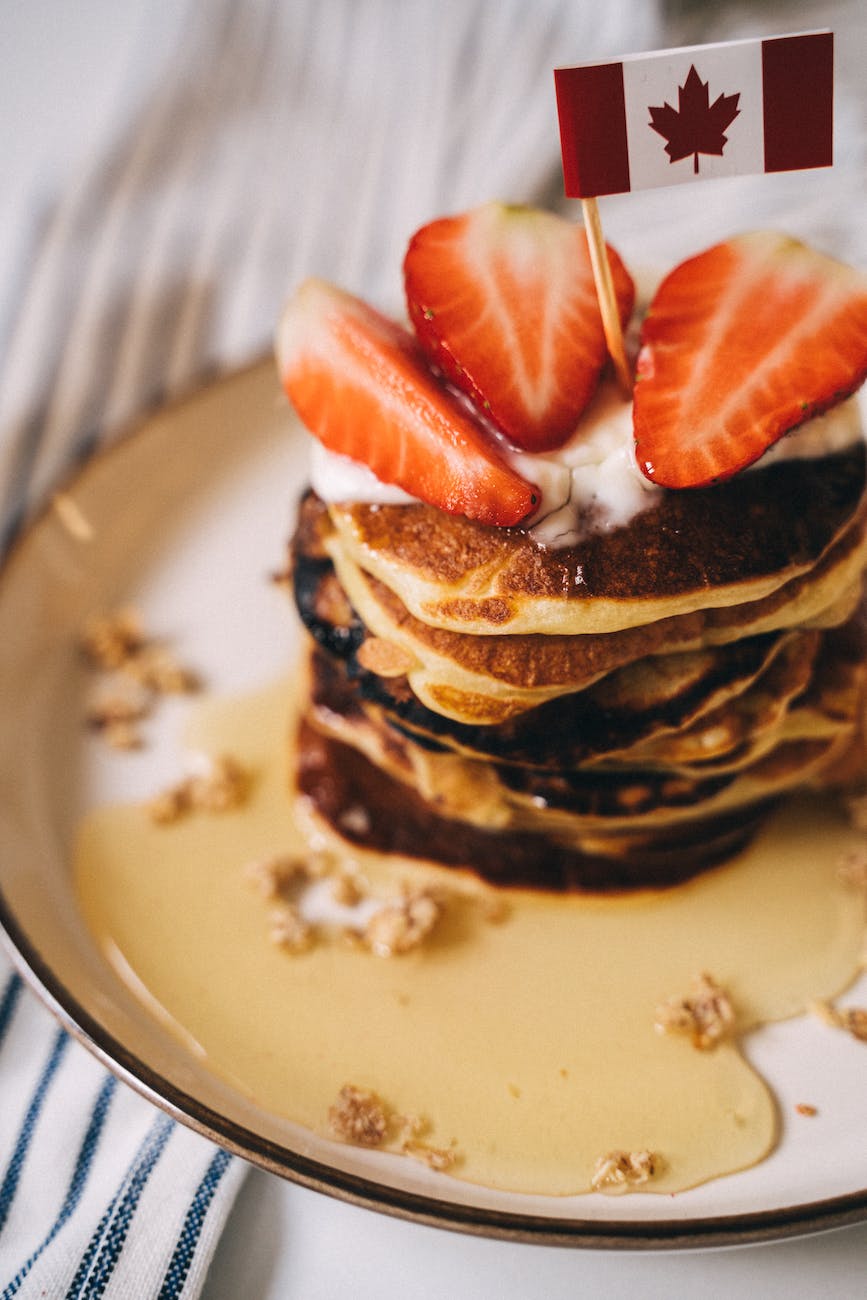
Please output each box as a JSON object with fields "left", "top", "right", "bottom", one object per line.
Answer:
{"left": 244, "top": 851, "right": 334, "bottom": 899}
{"left": 328, "top": 1085, "right": 390, "bottom": 1147}
{"left": 363, "top": 886, "right": 443, "bottom": 957}
{"left": 80, "top": 608, "right": 146, "bottom": 670}
{"left": 327, "top": 1086, "right": 460, "bottom": 1170}
{"left": 85, "top": 690, "right": 151, "bottom": 750}
{"left": 810, "top": 998, "right": 867, "bottom": 1043}
{"left": 591, "top": 1149, "right": 659, "bottom": 1193}
{"left": 655, "top": 971, "right": 735, "bottom": 1050}
{"left": 269, "top": 903, "right": 316, "bottom": 953}
{"left": 146, "top": 754, "right": 251, "bottom": 823}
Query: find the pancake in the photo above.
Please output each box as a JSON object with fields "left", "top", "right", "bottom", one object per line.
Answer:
{"left": 295, "top": 490, "right": 866, "bottom": 726}
{"left": 295, "top": 716, "right": 774, "bottom": 891}
{"left": 303, "top": 630, "right": 863, "bottom": 840}
{"left": 306, "top": 627, "right": 819, "bottom": 772}
{"left": 326, "top": 444, "right": 867, "bottom": 637}
{"left": 288, "top": 421, "right": 867, "bottom": 891}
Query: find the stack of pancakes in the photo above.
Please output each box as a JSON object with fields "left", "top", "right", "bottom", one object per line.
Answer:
{"left": 289, "top": 435, "right": 867, "bottom": 891}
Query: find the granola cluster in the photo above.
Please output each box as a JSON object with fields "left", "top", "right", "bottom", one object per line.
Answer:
{"left": 145, "top": 755, "right": 251, "bottom": 824}
{"left": 327, "top": 1083, "right": 458, "bottom": 1172}
{"left": 591, "top": 1149, "right": 659, "bottom": 1193}
{"left": 243, "top": 849, "right": 448, "bottom": 959}
{"left": 85, "top": 691, "right": 150, "bottom": 752}
{"left": 80, "top": 608, "right": 199, "bottom": 749}
{"left": 363, "top": 887, "right": 443, "bottom": 957}
{"left": 328, "top": 1084, "right": 390, "bottom": 1147}
{"left": 268, "top": 903, "right": 315, "bottom": 954}
{"left": 654, "top": 972, "right": 735, "bottom": 1050}
{"left": 810, "top": 998, "right": 867, "bottom": 1044}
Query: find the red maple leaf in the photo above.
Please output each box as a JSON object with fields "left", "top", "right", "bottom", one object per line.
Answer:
{"left": 648, "top": 65, "right": 740, "bottom": 174}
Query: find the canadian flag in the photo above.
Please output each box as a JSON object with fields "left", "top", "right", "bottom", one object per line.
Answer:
{"left": 555, "top": 32, "right": 833, "bottom": 197}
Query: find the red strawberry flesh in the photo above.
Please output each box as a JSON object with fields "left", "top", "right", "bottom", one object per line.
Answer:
{"left": 276, "top": 278, "right": 539, "bottom": 527}
{"left": 404, "top": 202, "right": 634, "bottom": 454}
{"left": 634, "top": 232, "right": 867, "bottom": 489}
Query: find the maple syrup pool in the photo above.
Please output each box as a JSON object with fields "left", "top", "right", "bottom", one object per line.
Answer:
{"left": 73, "top": 676, "right": 867, "bottom": 1197}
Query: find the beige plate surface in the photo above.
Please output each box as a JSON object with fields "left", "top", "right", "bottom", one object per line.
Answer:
{"left": 0, "top": 361, "right": 866, "bottom": 1249}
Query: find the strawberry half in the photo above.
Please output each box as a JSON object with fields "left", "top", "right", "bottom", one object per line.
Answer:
{"left": 403, "top": 202, "right": 634, "bottom": 454}
{"left": 276, "top": 278, "right": 539, "bottom": 527}
{"left": 633, "top": 232, "right": 867, "bottom": 489}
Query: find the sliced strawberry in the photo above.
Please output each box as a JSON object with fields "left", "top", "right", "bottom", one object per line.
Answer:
{"left": 403, "top": 202, "right": 634, "bottom": 454}
{"left": 634, "top": 232, "right": 867, "bottom": 489}
{"left": 276, "top": 278, "right": 539, "bottom": 527}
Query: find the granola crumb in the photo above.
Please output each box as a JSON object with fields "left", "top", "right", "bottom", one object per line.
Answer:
{"left": 269, "top": 903, "right": 315, "bottom": 953}
{"left": 330, "top": 870, "right": 364, "bottom": 907}
{"left": 356, "top": 636, "right": 414, "bottom": 678}
{"left": 327, "top": 1089, "right": 459, "bottom": 1171}
{"left": 80, "top": 609, "right": 146, "bottom": 670}
{"left": 810, "top": 999, "right": 867, "bottom": 1043}
{"left": 52, "top": 491, "right": 94, "bottom": 542}
{"left": 146, "top": 754, "right": 251, "bottom": 824}
{"left": 395, "top": 1112, "right": 427, "bottom": 1143}
{"left": 80, "top": 609, "right": 200, "bottom": 749}
{"left": 244, "top": 855, "right": 311, "bottom": 900}
{"left": 188, "top": 754, "right": 250, "bottom": 812}
{"left": 146, "top": 783, "right": 192, "bottom": 825}
{"left": 328, "top": 1085, "right": 390, "bottom": 1147}
{"left": 363, "top": 886, "right": 443, "bottom": 957}
{"left": 840, "top": 1007, "right": 867, "bottom": 1039}
{"left": 591, "top": 1149, "right": 659, "bottom": 1193}
{"left": 795, "top": 1103, "right": 818, "bottom": 1117}
{"left": 122, "top": 643, "right": 200, "bottom": 695}
{"left": 655, "top": 972, "right": 735, "bottom": 1050}
{"left": 402, "top": 1140, "right": 459, "bottom": 1172}
{"left": 85, "top": 691, "right": 150, "bottom": 750}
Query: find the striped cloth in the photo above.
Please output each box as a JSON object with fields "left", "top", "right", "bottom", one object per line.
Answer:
{"left": 0, "top": 969, "right": 241, "bottom": 1297}
{"left": 0, "top": 1, "right": 663, "bottom": 1293}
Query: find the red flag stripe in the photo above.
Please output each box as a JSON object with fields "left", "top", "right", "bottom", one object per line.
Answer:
{"left": 554, "top": 63, "right": 629, "bottom": 198}
{"left": 762, "top": 32, "right": 833, "bottom": 173}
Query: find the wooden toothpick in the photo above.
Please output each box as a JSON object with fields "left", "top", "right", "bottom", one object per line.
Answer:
{"left": 581, "top": 196, "right": 632, "bottom": 398}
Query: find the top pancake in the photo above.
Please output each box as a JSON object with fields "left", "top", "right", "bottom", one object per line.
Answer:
{"left": 327, "top": 445, "right": 867, "bottom": 636}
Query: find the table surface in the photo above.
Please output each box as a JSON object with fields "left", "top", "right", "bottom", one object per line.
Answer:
{"left": 202, "top": 1171, "right": 867, "bottom": 1299}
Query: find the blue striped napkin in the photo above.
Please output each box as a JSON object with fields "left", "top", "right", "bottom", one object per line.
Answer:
{"left": 0, "top": 960, "right": 244, "bottom": 1297}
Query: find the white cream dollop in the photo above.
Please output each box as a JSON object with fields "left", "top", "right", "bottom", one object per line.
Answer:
{"left": 309, "top": 439, "right": 416, "bottom": 506}
{"left": 307, "top": 383, "right": 865, "bottom": 548}
{"left": 507, "top": 383, "right": 659, "bottom": 547}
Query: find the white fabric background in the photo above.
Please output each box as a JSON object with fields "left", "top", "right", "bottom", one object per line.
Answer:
{"left": 1, "top": 1, "right": 865, "bottom": 1295}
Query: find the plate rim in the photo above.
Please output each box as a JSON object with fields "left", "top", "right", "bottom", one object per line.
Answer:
{"left": 1, "top": 359, "right": 866, "bottom": 1251}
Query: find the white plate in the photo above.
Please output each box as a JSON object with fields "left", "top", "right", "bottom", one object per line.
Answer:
{"left": 1, "top": 361, "right": 866, "bottom": 1249}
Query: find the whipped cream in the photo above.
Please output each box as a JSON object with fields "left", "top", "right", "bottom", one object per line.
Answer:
{"left": 307, "top": 383, "right": 865, "bottom": 548}
{"left": 309, "top": 439, "right": 416, "bottom": 507}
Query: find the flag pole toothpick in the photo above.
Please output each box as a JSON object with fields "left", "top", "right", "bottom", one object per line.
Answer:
{"left": 581, "top": 197, "right": 632, "bottom": 398}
